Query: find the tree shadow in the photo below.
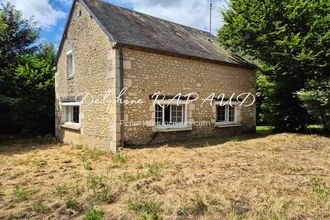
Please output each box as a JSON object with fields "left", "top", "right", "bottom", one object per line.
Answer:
{"left": 0, "top": 136, "right": 58, "bottom": 156}
{"left": 128, "top": 131, "right": 275, "bottom": 150}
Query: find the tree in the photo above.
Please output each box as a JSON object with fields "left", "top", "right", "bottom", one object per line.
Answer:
{"left": 11, "top": 44, "right": 55, "bottom": 134}
{"left": 218, "top": 0, "right": 330, "bottom": 131}
{"left": 0, "top": 2, "right": 54, "bottom": 135}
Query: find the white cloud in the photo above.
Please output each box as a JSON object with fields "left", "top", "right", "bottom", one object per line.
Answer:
{"left": 10, "top": 0, "right": 66, "bottom": 28}
{"left": 121, "top": 0, "right": 227, "bottom": 35}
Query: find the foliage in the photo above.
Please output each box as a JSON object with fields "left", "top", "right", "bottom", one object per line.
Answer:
{"left": 218, "top": 0, "right": 330, "bottom": 131}
{"left": 297, "top": 79, "right": 330, "bottom": 130}
{"left": 0, "top": 2, "right": 54, "bottom": 135}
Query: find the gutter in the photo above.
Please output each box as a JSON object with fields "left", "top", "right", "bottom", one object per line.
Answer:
{"left": 119, "top": 47, "right": 125, "bottom": 147}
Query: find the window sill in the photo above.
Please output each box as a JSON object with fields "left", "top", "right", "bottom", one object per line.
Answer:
{"left": 215, "top": 123, "right": 241, "bottom": 128}
{"left": 153, "top": 126, "right": 192, "bottom": 133}
{"left": 67, "top": 75, "right": 74, "bottom": 80}
{"left": 61, "top": 123, "right": 80, "bottom": 130}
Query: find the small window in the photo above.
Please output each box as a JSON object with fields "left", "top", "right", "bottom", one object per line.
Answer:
{"left": 216, "top": 105, "right": 236, "bottom": 124}
{"left": 64, "top": 105, "right": 80, "bottom": 124}
{"left": 155, "top": 104, "right": 186, "bottom": 128}
{"left": 66, "top": 51, "right": 73, "bottom": 77}
{"left": 78, "top": 10, "right": 82, "bottom": 17}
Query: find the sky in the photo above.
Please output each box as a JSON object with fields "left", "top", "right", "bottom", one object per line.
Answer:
{"left": 4, "top": 0, "right": 227, "bottom": 46}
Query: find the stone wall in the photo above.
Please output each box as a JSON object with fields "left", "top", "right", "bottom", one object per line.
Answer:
{"left": 122, "top": 48, "right": 256, "bottom": 145}
{"left": 55, "top": 1, "right": 117, "bottom": 150}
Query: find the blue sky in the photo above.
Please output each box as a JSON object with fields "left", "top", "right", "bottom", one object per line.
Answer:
{"left": 7, "top": 0, "right": 226, "bottom": 46}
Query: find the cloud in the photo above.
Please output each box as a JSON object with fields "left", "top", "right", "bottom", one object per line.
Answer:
{"left": 10, "top": 0, "right": 66, "bottom": 28}
{"left": 119, "top": 0, "right": 227, "bottom": 34}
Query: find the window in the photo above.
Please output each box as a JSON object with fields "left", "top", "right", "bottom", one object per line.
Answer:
{"left": 155, "top": 104, "right": 186, "bottom": 128}
{"left": 66, "top": 50, "right": 73, "bottom": 77}
{"left": 63, "top": 105, "right": 80, "bottom": 124}
{"left": 216, "top": 105, "right": 236, "bottom": 124}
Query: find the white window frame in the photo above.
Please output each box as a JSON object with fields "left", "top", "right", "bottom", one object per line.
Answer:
{"left": 154, "top": 100, "right": 188, "bottom": 130}
{"left": 61, "top": 102, "right": 80, "bottom": 126}
{"left": 66, "top": 50, "right": 74, "bottom": 78}
{"left": 215, "top": 102, "right": 240, "bottom": 126}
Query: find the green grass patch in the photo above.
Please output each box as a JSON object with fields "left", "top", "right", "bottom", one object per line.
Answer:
{"left": 128, "top": 198, "right": 162, "bottom": 220}
{"left": 83, "top": 206, "right": 104, "bottom": 220}
{"left": 66, "top": 199, "right": 81, "bottom": 211}
{"left": 112, "top": 153, "right": 127, "bottom": 164}
{"left": 13, "top": 186, "right": 32, "bottom": 202}
{"left": 256, "top": 126, "right": 274, "bottom": 135}
{"left": 146, "top": 162, "right": 162, "bottom": 177}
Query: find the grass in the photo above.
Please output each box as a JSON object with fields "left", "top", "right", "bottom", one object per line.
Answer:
{"left": 0, "top": 133, "right": 329, "bottom": 219}
{"left": 54, "top": 183, "right": 69, "bottom": 197}
{"left": 30, "top": 200, "right": 49, "bottom": 214}
{"left": 66, "top": 199, "right": 81, "bottom": 211}
{"left": 256, "top": 125, "right": 274, "bottom": 135}
{"left": 112, "top": 153, "right": 128, "bottom": 164}
{"left": 128, "top": 198, "right": 162, "bottom": 220}
{"left": 13, "top": 186, "right": 31, "bottom": 202}
{"left": 83, "top": 207, "right": 104, "bottom": 220}
{"left": 32, "top": 158, "right": 47, "bottom": 168}
{"left": 146, "top": 162, "right": 162, "bottom": 177}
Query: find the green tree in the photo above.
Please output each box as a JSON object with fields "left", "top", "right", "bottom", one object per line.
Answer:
{"left": 11, "top": 44, "right": 55, "bottom": 134}
{"left": 0, "top": 2, "right": 54, "bottom": 134}
{"left": 218, "top": 0, "right": 330, "bottom": 131}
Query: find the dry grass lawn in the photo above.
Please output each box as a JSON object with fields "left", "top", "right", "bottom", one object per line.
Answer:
{"left": 0, "top": 133, "right": 329, "bottom": 219}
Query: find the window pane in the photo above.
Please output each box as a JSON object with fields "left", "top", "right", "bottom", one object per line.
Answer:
{"left": 229, "top": 106, "right": 235, "bottom": 122}
{"left": 217, "top": 106, "right": 226, "bottom": 122}
{"left": 65, "top": 106, "right": 71, "bottom": 122}
{"left": 170, "top": 105, "right": 183, "bottom": 124}
{"left": 67, "top": 53, "right": 73, "bottom": 76}
{"left": 164, "top": 105, "right": 170, "bottom": 124}
{"left": 155, "top": 105, "right": 163, "bottom": 126}
{"left": 73, "top": 106, "right": 79, "bottom": 123}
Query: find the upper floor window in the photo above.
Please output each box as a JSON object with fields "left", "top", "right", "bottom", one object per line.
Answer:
{"left": 66, "top": 50, "right": 74, "bottom": 78}
{"left": 216, "top": 105, "right": 237, "bottom": 125}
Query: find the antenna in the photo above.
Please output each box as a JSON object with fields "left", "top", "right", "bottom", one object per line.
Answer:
{"left": 209, "top": 0, "right": 213, "bottom": 33}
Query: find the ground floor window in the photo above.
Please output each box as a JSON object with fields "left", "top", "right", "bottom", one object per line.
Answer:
{"left": 216, "top": 105, "right": 236, "bottom": 124}
{"left": 63, "top": 105, "right": 80, "bottom": 124}
{"left": 155, "top": 104, "right": 186, "bottom": 128}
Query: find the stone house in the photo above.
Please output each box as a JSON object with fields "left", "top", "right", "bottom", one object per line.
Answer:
{"left": 55, "top": 0, "right": 256, "bottom": 152}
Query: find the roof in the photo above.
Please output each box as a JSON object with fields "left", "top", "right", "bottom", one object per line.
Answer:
{"left": 56, "top": 0, "right": 255, "bottom": 69}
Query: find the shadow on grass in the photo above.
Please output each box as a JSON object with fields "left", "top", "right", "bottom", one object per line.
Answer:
{"left": 0, "top": 135, "right": 58, "bottom": 155}
{"left": 128, "top": 125, "right": 329, "bottom": 149}
{"left": 128, "top": 126, "right": 277, "bottom": 149}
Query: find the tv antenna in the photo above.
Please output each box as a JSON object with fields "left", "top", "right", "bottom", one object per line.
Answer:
{"left": 209, "top": 0, "right": 213, "bottom": 33}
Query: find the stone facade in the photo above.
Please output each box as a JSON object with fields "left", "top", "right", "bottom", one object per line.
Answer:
{"left": 55, "top": 1, "right": 256, "bottom": 151}
{"left": 122, "top": 49, "right": 256, "bottom": 145}
{"left": 55, "top": 1, "right": 118, "bottom": 150}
